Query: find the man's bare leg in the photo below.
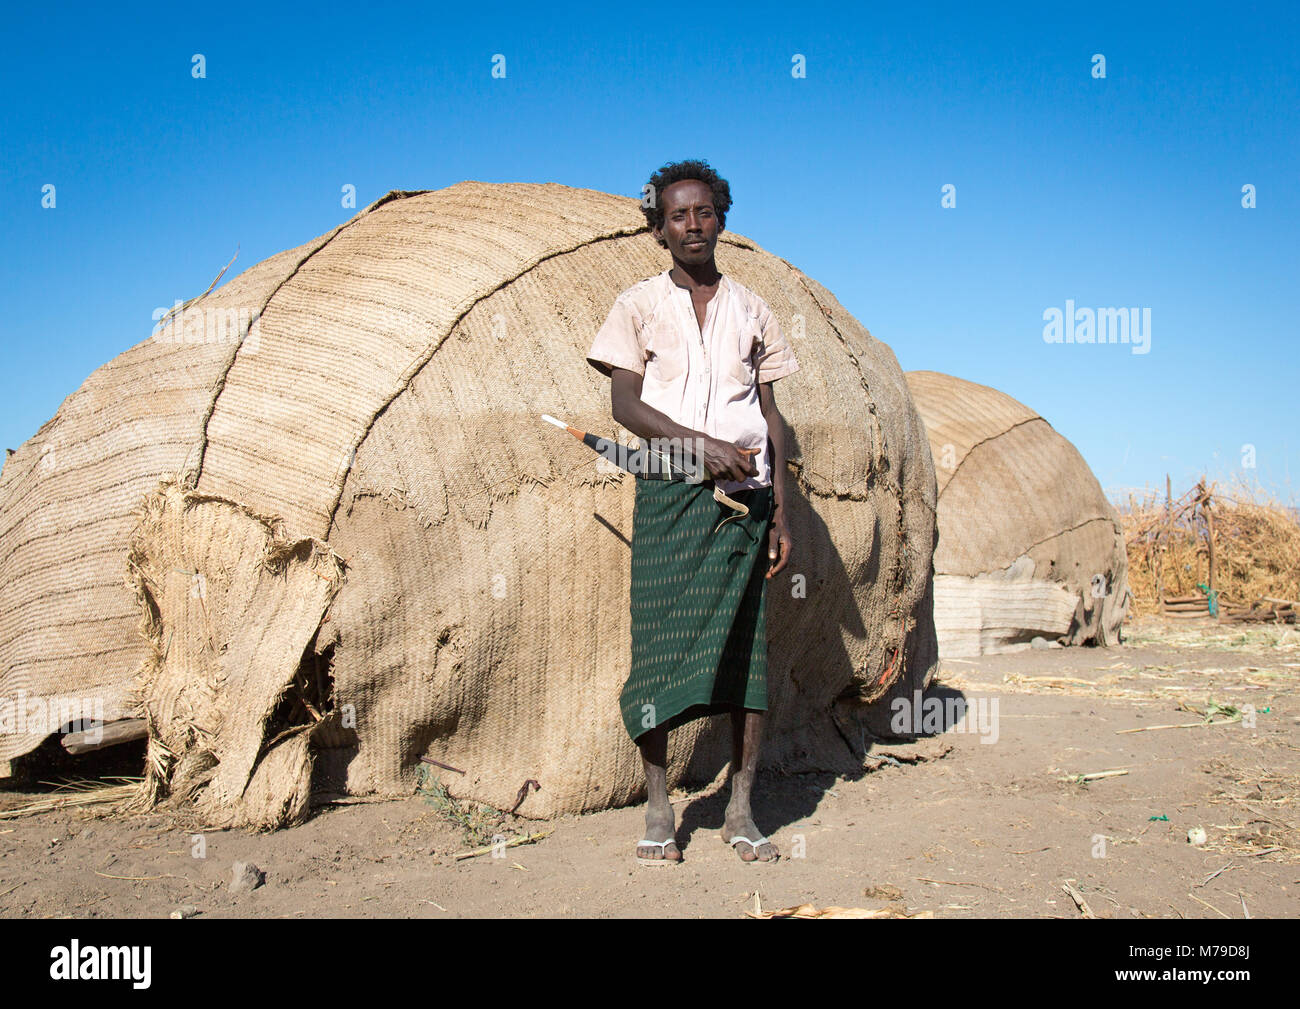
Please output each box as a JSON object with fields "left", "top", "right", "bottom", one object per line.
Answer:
{"left": 636, "top": 726, "right": 682, "bottom": 862}
{"left": 723, "top": 709, "right": 779, "bottom": 861}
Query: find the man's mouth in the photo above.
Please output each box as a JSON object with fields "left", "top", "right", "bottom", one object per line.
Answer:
{"left": 684, "top": 240, "right": 706, "bottom": 248}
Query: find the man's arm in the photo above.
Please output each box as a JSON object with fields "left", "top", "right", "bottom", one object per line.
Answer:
{"left": 610, "top": 368, "right": 757, "bottom": 484}
{"left": 758, "top": 380, "right": 792, "bottom": 576}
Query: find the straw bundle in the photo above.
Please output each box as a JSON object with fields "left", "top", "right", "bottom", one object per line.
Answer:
{"left": 0, "top": 182, "right": 938, "bottom": 826}
{"left": 905, "top": 371, "right": 1129, "bottom": 656}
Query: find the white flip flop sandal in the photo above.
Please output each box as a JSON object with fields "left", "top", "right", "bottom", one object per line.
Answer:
{"left": 726, "top": 835, "right": 778, "bottom": 862}
{"left": 635, "top": 839, "right": 682, "bottom": 867}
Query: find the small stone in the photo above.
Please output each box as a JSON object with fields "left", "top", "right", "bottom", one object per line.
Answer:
{"left": 230, "top": 861, "right": 265, "bottom": 893}
{"left": 1030, "top": 636, "right": 1051, "bottom": 650}
{"left": 1187, "top": 827, "right": 1208, "bottom": 846}
{"left": 170, "top": 904, "right": 199, "bottom": 919}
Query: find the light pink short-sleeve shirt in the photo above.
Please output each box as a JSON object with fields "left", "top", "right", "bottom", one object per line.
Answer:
{"left": 587, "top": 270, "right": 799, "bottom": 493}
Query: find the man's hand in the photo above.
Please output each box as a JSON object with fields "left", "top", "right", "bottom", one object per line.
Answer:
{"left": 613, "top": 369, "right": 754, "bottom": 482}
{"left": 611, "top": 367, "right": 758, "bottom": 484}
{"left": 766, "top": 510, "right": 792, "bottom": 578}
{"left": 698, "top": 437, "right": 758, "bottom": 484}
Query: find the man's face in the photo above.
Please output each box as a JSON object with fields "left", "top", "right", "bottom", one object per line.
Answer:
{"left": 654, "top": 179, "right": 720, "bottom": 264}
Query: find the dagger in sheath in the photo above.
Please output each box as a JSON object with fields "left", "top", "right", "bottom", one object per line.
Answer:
{"left": 541, "top": 414, "right": 755, "bottom": 522}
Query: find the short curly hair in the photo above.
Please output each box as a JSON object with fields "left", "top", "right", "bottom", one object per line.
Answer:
{"left": 641, "top": 159, "right": 732, "bottom": 241}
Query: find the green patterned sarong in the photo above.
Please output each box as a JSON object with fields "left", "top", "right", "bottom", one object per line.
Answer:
{"left": 620, "top": 479, "right": 775, "bottom": 742}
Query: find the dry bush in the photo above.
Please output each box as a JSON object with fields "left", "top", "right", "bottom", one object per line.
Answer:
{"left": 1122, "top": 478, "right": 1300, "bottom": 616}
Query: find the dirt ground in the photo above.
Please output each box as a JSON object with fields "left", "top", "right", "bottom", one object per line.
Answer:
{"left": 2, "top": 616, "right": 1297, "bottom": 919}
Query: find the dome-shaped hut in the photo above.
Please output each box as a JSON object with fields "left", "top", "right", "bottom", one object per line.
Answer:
{"left": 0, "top": 183, "right": 938, "bottom": 826}
{"left": 905, "top": 370, "right": 1129, "bottom": 657}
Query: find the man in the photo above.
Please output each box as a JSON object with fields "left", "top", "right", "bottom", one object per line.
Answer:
{"left": 586, "top": 160, "right": 798, "bottom": 865}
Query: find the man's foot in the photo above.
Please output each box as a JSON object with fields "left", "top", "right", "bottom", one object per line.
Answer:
{"left": 636, "top": 838, "right": 682, "bottom": 865}
{"left": 636, "top": 808, "right": 682, "bottom": 865}
{"left": 722, "top": 812, "right": 778, "bottom": 862}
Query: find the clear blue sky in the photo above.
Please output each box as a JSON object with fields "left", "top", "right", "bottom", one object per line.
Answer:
{"left": 2, "top": 1, "right": 1296, "bottom": 505}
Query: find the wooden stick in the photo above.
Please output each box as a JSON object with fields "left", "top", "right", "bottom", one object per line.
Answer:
{"left": 1158, "top": 473, "right": 1172, "bottom": 603}
{"left": 1062, "top": 881, "right": 1097, "bottom": 918}
{"left": 452, "top": 830, "right": 552, "bottom": 861}
{"left": 61, "top": 719, "right": 148, "bottom": 755}
{"left": 1117, "top": 717, "right": 1239, "bottom": 734}
{"left": 915, "top": 877, "right": 1004, "bottom": 892}
{"left": 1059, "top": 769, "right": 1130, "bottom": 782}
{"left": 1234, "top": 801, "right": 1300, "bottom": 833}
{"left": 1205, "top": 499, "right": 1216, "bottom": 595}
{"left": 1195, "top": 863, "right": 1235, "bottom": 888}
{"left": 92, "top": 871, "right": 189, "bottom": 882}
{"left": 1186, "top": 892, "right": 1231, "bottom": 919}
{"left": 419, "top": 756, "right": 465, "bottom": 774}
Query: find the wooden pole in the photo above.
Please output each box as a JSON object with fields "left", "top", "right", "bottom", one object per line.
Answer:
{"left": 1206, "top": 499, "right": 1215, "bottom": 592}
{"left": 1158, "top": 473, "right": 1172, "bottom": 604}
{"left": 61, "top": 719, "right": 147, "bottom": 755}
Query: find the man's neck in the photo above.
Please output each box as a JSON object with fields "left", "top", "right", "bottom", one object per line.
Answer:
{"left": 668, "top": 258, "right": 721, "bottom": 291}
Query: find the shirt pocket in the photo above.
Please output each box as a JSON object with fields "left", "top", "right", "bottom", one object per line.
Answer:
{"left": 642, "top": 317, "right": 686, "bottom": 384}
{"left": 729, "top": 317, "right": 762, "bottom": 387}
